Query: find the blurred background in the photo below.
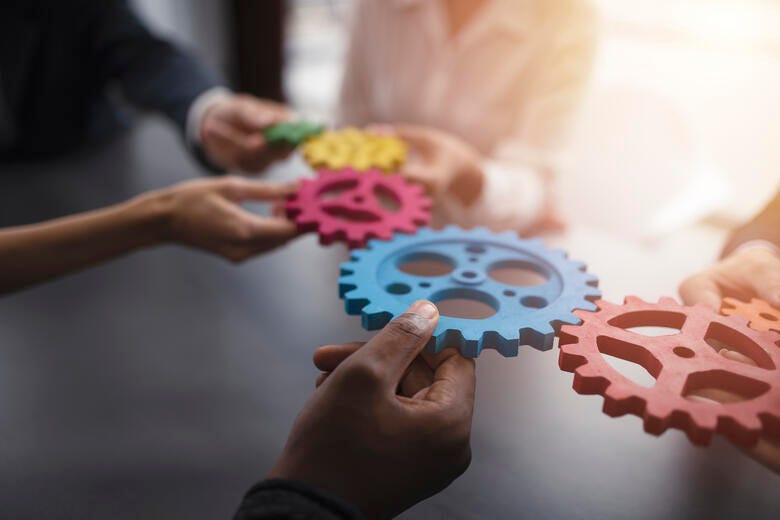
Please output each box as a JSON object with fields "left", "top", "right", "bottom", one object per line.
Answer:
{"left": 134, "top": 0, "right": 780, "bottom": 240}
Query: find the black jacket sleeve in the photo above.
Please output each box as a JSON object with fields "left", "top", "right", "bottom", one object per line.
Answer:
{"left": 722, "top": 189, "right": 780, "bottom": 257}
{"left": 234, "top": 479, "right": 365, "bottom": 520}
{"left": 89, "top": 0, "right": 222, "bottom": 137}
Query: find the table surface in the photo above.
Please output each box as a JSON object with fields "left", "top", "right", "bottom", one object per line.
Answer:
{"left": 0, "top": 120, "right": 777, "bottom": 519}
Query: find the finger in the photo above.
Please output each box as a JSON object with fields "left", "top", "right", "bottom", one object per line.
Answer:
{"left": 216, "top": 200, "right": 298, "bottom": 248}
{"left": 339, "top": 300, "right": 439, "bottom": 391}
{"left": 316, "top": 372, "right": 330, "bottom": 388}
{"left": 679, "top": 272, "right": 722, "bottom": 310}
{"left": 423, "top": 348, "right": 476, "bottom": 409}
{"left": 218, "top": 177, "right": 300, "bottom": 202}
{"left": 234, "top": 98, "right": 291, "bottom": 131}
{"left": 747, "top": 435, "right": 780, "bottom": 474}
{"left": 204, "top": 119, "right": 267, "bottom": 169}
{"left": 313, "top": 342, "right": 365, "bottom": 372}
{"left": 399, "top": 355, "right": 434, "bottom": 398}
{"left": 391, "top": 123, "right": 436, "bottom": 152}
{"left": 753, "top": 270, "right": 780, "bottom": 309}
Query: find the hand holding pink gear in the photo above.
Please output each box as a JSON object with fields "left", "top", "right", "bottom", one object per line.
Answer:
{"left": 558, "top": 296, "right": 780, "bottom": 447}
{"left": 286, "top": 168, "right": 431, "bottom": 249}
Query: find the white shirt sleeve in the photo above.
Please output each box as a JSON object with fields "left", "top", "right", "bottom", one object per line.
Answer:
{"left": 186, "top": 87, "right": 232, "bottom": 146}
{"left": 432, "top": 159, "right": 546, "bottom": 233}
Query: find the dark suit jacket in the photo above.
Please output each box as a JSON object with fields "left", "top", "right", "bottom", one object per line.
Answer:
{"left": 0, "top": 0, "right": 221, "bottom": 160}
{"left": 723, "top": 189, "right": 780, "bottom": 256}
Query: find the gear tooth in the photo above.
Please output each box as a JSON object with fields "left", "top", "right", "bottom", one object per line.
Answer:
{"left": 623, "top": 295, "right": 646, "bottom": 306}
{"left": 658, "top": 296, "right": 680, "bottom": 306}
{"left": 361, "top": 308, "right": 393, "bottom": 330}
{"left": 557, "top": 313, "right": 582, "bottom": 327}
{"left": 575, "top": 299, "right": 599, "bottom": 313}
{"left": 642, "top": 400, "right": 673, "bottom": 436}
{"left": 523, "top": 237, "right": 544, "bottom": 249}
{"left": 435, "top": 329, "right": 466, "bottom": 355}
{"left": 519, "top": 325, "right": 554, "bottom": 351}
{"left": 343, "top": 295, "right": 369, "bottom": 315}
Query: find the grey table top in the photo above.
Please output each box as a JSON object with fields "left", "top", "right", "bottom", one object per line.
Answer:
{"left": 0, "top": 119, "right": 777, "bottom": 519}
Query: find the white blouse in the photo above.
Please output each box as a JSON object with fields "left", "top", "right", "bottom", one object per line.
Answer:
{"left": 339, "top": 0, "right": 598, "bottom": 231}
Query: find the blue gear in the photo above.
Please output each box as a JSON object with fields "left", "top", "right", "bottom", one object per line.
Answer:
{"left": 338, "top": 226, "right": 601, "bottom": 357}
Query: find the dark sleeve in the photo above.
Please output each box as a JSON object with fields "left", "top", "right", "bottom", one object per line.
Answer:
{"left": 722, "top": 189, "right": 780, "bottom": 257}
{"left": 234, "top": 479, "right": 365, "bottom": 520}
{"left": 88, "top": 0, "right": 223, "bottom": 137}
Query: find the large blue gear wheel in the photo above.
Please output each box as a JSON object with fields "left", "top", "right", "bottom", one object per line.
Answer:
{"left": 338, "top": 226, "right": 602, "bottom": 357}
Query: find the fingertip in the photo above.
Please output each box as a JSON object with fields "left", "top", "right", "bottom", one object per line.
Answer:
{"left": 408, "top": 300, "right": 439, "bottom": 320}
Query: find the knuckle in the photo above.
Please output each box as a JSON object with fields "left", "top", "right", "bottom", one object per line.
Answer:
{"left": 344, "top": 360, "right": 385, "bottom": 389}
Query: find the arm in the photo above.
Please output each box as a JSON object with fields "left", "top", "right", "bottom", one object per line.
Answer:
{"left": 89, "top": 0, "right": 292, "bottom": 172}
{"left": 0, "top": 177, "right": 298, "bottom": 296}
{"left": 90, "top": 0, "right": 221, "bottom": 136}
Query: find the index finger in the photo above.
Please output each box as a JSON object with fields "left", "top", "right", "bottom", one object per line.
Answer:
{"left": 219, "top": 177, "right": 300, "bottom": 202}
{"left": 422, "top": 348, "right": 476, "bottom": 409}
{"left": 679, "top": 272, "right": 723, "bottom": 310}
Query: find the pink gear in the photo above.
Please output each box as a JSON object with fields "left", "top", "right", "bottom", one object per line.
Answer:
{"left": 286, "top": 168, "right": 431, "bottom": 249}
{"left": 559, "top": 296, "right": 780, "bottom": 446}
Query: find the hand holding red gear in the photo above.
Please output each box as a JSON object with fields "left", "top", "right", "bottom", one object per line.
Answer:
{"left": 558, "top": 296, "right": 780, "bottom": 447}
{"left": 285, "top": 168, "right": 431, "bottom": 249}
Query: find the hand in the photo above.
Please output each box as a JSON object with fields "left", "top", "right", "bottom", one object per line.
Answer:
{"left": 267, "top": 301, "right": 476, "bottom": 519}
{"left": 145, "top": 176, "right": 299, "bottom": 262}
{"left": 200, "top": 94, "right": 292, "bottom": 172}
{"left": 389, "top": 124, "right": 485, "bottom": 206}
{"left": 679, "top": 246, "right": 780, "bottom": 309}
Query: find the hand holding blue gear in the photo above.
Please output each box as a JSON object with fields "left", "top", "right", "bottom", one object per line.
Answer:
{"left": 339, "top": 226, "right": 601, "bottom": 357}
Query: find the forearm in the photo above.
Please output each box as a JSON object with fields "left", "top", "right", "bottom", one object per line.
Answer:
{"left": 0, "top": 194, "right": 167, "bottom": 295}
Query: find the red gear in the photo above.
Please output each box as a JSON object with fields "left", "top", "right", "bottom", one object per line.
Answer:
{"left": 558, "top": 296, "right": 780, "bottom": 446}
{"left": 721, "top": 298, "right": 780, "bottom": 333}
{"left": 286, "top": 168, "right": 431, "bottom": 249}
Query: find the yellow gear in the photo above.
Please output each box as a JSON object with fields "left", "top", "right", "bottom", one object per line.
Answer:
{"left": 302, "top": 127, "right": 407, "bottom": 172}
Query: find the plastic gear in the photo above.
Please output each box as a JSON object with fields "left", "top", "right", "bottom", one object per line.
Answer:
{"left": 285, "top": 168, "right": 431, "bottom": 249}
{"left": 302, "top": 127, "right": 407, "bottom": 172}
{"left": 263, "top": 120, "right": 324, "bottom": 147}
{"left": 559, "top": 296, "right": 780, "bottom": 446}
{"left": 721, "top": 298, "right": 780, "bottom": 333}
{"left": 339, "top": 226, "right": 601, "bottom": 357}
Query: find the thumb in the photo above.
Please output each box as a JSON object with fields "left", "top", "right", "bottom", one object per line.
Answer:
{"left": 340, "top": 300, "right": 439, "bottom": 391}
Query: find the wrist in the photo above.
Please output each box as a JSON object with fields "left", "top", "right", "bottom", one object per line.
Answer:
{"left": 122, "top": 190, "right": 176, "bottom": 248}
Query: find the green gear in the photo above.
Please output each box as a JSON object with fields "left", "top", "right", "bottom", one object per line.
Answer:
{"left": 263, "top": 121, "right": 324, "bottom": 148}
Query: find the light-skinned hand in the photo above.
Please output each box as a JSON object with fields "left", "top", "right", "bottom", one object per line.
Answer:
{"left": 267, "top": 300, "right": 476, "bottom": 519}
{"left": 201, "top": 94, "right": 292, "bottom": 172}
{"left": 679, "top": 246, "right": 780, "bottom": 310}
{"left": 144, "top": 176, "right": 299, "bottom": 262}
{"left": 389, "top": 123, "right": 484, "bottom": 206}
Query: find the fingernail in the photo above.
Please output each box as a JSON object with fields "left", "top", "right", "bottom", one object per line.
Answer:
{"left": 410, "top": 300, "right": 438, "bottom": 320}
